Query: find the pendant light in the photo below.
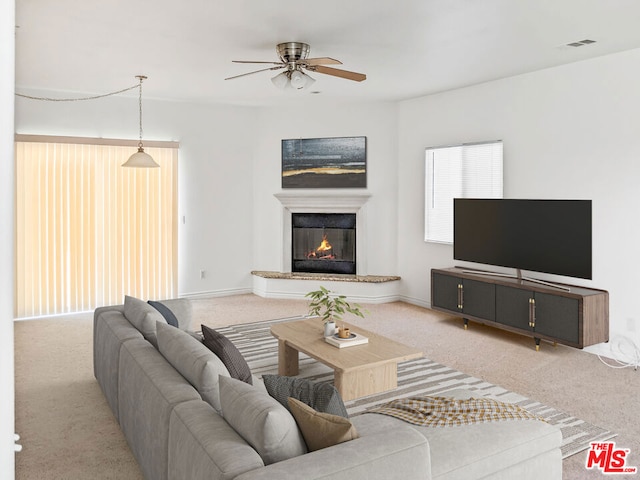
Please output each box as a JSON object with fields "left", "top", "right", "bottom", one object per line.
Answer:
{"left": 122, "top": 75, "right": 159, "bottom": 168}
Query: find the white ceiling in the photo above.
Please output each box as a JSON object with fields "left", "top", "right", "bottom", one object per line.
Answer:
{"left": 15, "top": 0, "right": 640, "bottom": 107}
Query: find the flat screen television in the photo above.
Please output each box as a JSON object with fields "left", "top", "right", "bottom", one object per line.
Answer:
{"left": 454, "top": 199, "right": 592, "bottom": 280}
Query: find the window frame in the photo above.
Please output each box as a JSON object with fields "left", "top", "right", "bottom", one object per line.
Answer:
{"left": 424, "top": 140, "right": 503, "bottom": 245}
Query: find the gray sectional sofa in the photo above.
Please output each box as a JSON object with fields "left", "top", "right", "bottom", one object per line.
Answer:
{"left": 93, "top": 297, "right": 563, "bottom": 480}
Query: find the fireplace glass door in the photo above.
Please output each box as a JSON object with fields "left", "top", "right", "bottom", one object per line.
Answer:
{"left": 292, "top": 213, "right": 356, "bottom": 275}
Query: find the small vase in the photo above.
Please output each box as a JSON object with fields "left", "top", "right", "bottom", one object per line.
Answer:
{"left": 324, "top": 321, "right": 336, "bottom": 337}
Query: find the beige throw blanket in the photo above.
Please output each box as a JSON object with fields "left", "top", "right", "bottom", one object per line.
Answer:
{"left": 368, "top": 396, "right": 545, "bottom": 427}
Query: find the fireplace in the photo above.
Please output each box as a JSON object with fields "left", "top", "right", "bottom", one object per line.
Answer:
{"left": 274, "top": 192, "right": 370, "bottom": 276}
{"left": 292, "top": 213, "right": 356, "bottom": 275}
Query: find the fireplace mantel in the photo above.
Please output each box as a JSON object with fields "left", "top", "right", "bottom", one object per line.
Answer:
{"left": 274, "top": 192, "right": 371, "bottom": 275}
{"left": 274, "top": 192, "right": 371, "bottom": 209}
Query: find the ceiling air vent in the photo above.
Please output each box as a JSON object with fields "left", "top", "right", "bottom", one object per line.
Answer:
{"left": 566, "top": 39, "right": 597, "bottom": 48}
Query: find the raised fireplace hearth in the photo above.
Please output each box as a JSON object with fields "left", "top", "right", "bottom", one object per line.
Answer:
{"left": 292, "top": 213, "right": 356, "bottom": 275}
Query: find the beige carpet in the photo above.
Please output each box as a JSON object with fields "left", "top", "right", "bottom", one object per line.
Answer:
{"left": 14, "top": 294, "right": 640, "bottom": 479}
{"left": 215, "top": 318, "right": 614, "bottom": 459}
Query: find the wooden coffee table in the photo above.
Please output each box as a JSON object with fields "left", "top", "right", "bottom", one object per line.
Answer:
{"left": 270, "top": 318, "right": 423, "bottom": 401}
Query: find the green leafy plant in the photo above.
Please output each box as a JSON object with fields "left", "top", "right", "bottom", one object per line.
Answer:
{"left": 305, "top": 286, "right": 365, "bottom": 324}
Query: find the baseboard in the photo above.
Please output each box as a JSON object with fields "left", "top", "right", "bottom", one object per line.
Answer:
{"left": 180, "top": 287, "right": 253, "bottom": 299}
{"left": 251, "top": 288, "right": 307, "bottom": 300}
{"left": 15, "top": 310, "right": 95, "bottom": 321}
{"left": 397, "top": 294, "right": 432, "bottom": 309}
{"left": 585, "top": 335, "right": 640, "bottom": 364}
{"left": 584, "top": 342, "right": 613, "bottom": 358}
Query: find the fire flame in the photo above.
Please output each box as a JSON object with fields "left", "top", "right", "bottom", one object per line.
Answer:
{"left": 317, "top": 235, "right": 332, "bottom": 252}
{"left": 307, "top": 235, "right": 335, "bottom": 259}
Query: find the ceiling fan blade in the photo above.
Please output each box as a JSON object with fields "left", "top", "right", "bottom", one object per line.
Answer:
{"left": 225, "top": 66, "right": 285, "bottom": 81}
{"left": 311, "top": 65, "right": 367, "bottom": 82}
{"left": 232, "top": 60, "right": 284, "bottom": 65}
{"left": 300, "top": 57, "right": 342, "bottom": 66}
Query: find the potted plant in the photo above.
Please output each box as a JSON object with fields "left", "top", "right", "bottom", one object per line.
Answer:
{"left": 305, "top": 286, "right": 365, "bottom": 337}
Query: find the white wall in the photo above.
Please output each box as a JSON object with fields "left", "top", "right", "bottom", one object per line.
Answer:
{"left": 251, "top": 101, "right": 399, "bottom": 278}
{"left": 15, "top": 95, "right": 402, "bottom": 307}
{"left": 15, "top": 94, "right": 257, "bottom": 300}
{"left": 397, "top": 48, "right": 640, "bottom": 352}
{"left": 1, "top": 0, "right": 16, "bottom": 475}
{"left": 15, "top": 47, "right": 640, "bottom": 355}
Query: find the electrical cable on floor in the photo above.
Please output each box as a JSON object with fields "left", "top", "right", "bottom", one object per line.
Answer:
{"left": 597, "top": 336, "right": 640, "bottom": 370}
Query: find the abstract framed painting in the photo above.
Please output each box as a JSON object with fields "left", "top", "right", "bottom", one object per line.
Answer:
{"left": 282, "top": 136, "right": 366, "bottom": 188}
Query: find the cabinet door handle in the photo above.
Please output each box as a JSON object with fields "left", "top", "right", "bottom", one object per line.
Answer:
{"left": 457, "top": 284, "right": 463, "bottom": 310}
{"left": 529, "top": 298, "right": 536, "bottom": 328}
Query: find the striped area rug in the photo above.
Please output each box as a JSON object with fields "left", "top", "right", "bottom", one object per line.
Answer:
{"left": 215, "top": 316, "right": 616, "bottom": 459}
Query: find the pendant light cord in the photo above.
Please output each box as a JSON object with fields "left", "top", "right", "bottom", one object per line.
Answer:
{"left": 137, "top": 76, "right": 146, "bottom": 148}
{"left": 15, "top": 83, "right": 141, "bottom": 102}
{"left": 17, "top": 75, "right": 157, "bottom": 167}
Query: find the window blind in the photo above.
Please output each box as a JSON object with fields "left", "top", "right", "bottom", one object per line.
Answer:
{"left": 425, "top": 141, "right": 503, "bottom": 244}
{"left": 15, "top": 140, "right": 178, "bottom": 318}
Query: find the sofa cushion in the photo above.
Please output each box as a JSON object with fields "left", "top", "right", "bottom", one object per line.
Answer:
{"left": 169, "top": 400, "right": 265, "bottom": 480}
{"left": 219, "top": 376, "right": 307, "bottom": 465}
{"left": 262, "top": 374, "right": 348, "bottom": 418}
{"left": 352, "top": 389, "right": 563, "bottom": 480}
{"left": 149, "top": 300, "right": 179, "bottom": 327}
{"left": 118, "top": 339, "right": 201, "bottom": 480}
{"left": 123, "top": 295, "right": 166, "bottom": 348}
{"left": 201, "top": 325, "right": 252, "bottom": 385}
{"left": 93, "top": 307, "right": 144, "bottom": 421}
{"left": 157, "top": 321, "right": 230, "bottom": 413}
{"left": 155, "top": 298, "right": 193, "bottom": 331}
{"left": 287, "top": 397, "right": 359, "bottom": 452}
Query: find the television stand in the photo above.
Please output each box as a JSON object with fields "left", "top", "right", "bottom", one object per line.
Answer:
{"left": 459, "top": 268, "right": 572, "bottom": 292}
{"left": 431, "top": 267, "right": 609, "bottom": 350}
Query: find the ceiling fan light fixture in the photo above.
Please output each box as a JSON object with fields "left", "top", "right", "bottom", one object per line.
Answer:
{"left": 290, "top": 70, "right": 307, "bottom": 89}
{"left": 228, "top": 42, "right": 366, "bottom": 87}
{"left": 271, "top": 71, "right": 289, "bottom": 89}
{"left": 303, "top": 72, "right": 315, "bottom": 88}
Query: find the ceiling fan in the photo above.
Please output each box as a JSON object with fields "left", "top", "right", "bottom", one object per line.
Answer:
{"left": 225, "top": 42, "right": 366, "bottom": 89}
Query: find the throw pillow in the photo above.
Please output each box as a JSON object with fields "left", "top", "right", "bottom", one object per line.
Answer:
{"left": 219, "top": 376, "right": 307, "bottom": 464}
{"left": 287, "top": 397, "right": 359, "bottom": 452}
{"left": 156, "top": 321, "right": 230, "bottom": 413}
{"left": 123, "top": 295, "right": 166, "bottom": 348}
{"left": 155, "top": 298, "right": 193, "bottom": 330}
{"left": 201, "top": 324, "right": 252, "bottom": 385}
{"left": 262, "top": 374, "right": 349, "bottom": 418}
{"left": 148, "top": 300, "right": 179, "bottom": 327}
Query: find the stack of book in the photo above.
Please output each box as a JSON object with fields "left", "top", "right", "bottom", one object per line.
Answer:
{"left": 325, "top": 332, "right": 369, "bottom": 348}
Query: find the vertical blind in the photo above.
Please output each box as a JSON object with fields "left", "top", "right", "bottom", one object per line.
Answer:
{"left": 15, "top": 140, "right": 178, "bottom": 318}
{"left": 425, "top": 141, "right": 503, "bottom": 244}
